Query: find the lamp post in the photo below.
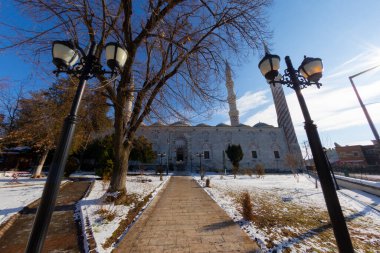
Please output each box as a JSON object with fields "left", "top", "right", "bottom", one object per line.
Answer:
{"left": 157, "top": 152, "right": 166, "bottom": 166}
{"left": 349, "top": 65, "right": 380, "bottom": 145}
{"left": 190, "top": 155, "right": 193, "bottom": 174}
{"left": 26, "top": 40, "right": 127, "bottom": 253}
{"left": 195, "top": 152, "right": 204, "bottom": 179}
{"left": 258, "top": 53, "right": 354, "bottom": 252}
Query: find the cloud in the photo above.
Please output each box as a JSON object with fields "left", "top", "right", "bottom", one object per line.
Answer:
{"left": 236, "top": 90, "right": 270, "bottom": 117}
{"left": 242, "top": 80, "right": 380, "bottom": 148}
{"left": 324, "top": 49, "right": 380, "bottom": 82}
{"left": 243, "top": 104, "right": 277, "bottom": 126}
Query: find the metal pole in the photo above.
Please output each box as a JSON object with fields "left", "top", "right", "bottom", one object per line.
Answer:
{"left": 166, "top": 133, "right": 170, "bottom": 175}
{"left": 349, "top": 74, "right": 380, "bottom": 144}
{"left": 324, "top": 148, "right": 340, "bottom": 190}
{"left": 285, "top": 56, "right": 354, "bottom": 253}
{"left": 190, "top": 157, "right": 193, "bottom": 173}
{"left": 25, "top": 42, "right": 96, "bottom": 253}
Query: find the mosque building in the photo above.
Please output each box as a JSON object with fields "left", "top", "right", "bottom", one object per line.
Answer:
{"left": 136, "top": 62, "right": 303, "bottom": 172}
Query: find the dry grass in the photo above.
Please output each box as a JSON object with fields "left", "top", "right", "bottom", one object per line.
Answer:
{"left": 205, "top": 178, "right": 211, "bottom": 187}
{"left": 233, "top": 191, "right": 379, "bottom": 251}
{"left": 95, "top": 205, "right": 116, "bottom": 222}
{"left": 237, "top": 191, "right": 254, "bottom": 221}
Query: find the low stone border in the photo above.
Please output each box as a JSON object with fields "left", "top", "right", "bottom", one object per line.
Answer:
{"left": 74, "top": 180, "right": 97, "bottom": 252}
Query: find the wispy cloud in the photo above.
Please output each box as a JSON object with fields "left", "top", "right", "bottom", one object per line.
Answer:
{"left": 242, "top": 79, "right": 380, "bottom": 146}
{"left": 324, "top": 49, "right": 380, "bottom": 82}
{"left": 236, "top": 90, "right": 270, "bottom": 117}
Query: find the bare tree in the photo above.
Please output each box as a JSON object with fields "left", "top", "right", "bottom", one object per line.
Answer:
{"left": 1, "top": 0, "right": 271, "bottom": 193}
{"left": 0, "top": 83, "right": 24, "bottom": 134}
{"left": 285, "top": 153, "right": 300, "bottom": 182}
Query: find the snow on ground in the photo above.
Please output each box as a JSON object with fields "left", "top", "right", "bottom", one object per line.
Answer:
{"left": 79, "top": 174, "right": 170, "bottom": 253}
{"left": 195, "top": 173, "right": 380, "bottom": 253}
{"left": 0, "top": 173, "right": 47, "bottom": 226}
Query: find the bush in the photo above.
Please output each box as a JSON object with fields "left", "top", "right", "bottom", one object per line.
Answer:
{"left": 255, "top": 164, "right": 265, "bottom": 178}
{"left": 239, "top": 191, "right": 254, "bottom": 221}
{"left": 96, "top": 159, "right": 113, "bottom": 179}
{"left": 244, "top": 168, "right": 253, "bottom": 177}
{"left": 64, "top": 156, "right": 80, "bottom": 177}
{"left": 205, "top": 178, "right": 211, "bottom": 187}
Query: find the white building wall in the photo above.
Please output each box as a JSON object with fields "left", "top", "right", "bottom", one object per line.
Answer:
{"left": 137, "top": 124, "right": 291, "bottom": 172}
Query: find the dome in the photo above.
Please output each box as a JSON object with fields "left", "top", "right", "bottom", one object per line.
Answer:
{"left": 253, "top": 122, "right": 274, "bottom": 128}
{"left": 195, "top": 123, "right": 210, "bottom": 127}
{"left": 170, "top": 121, "right": 191, "bottom": 126}
{"left": 216, "top": 123, "right": 230, "bottom": 127}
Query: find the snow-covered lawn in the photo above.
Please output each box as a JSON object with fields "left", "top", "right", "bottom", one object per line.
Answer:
{"left": 79, "top": 174, "right": 170, "bottom": 253}
{"left": 0, "top": 174, "right": 47, "bottom": 226}
{"left": 195, "top": 173, "right": 380, "bottom": 253}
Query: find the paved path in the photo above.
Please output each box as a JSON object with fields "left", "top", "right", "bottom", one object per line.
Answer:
{"left": 114, "top": 176, "right": 259, "bottom": 253}
{"left": 0, "top": 180, "right": 91, "bottom": 253}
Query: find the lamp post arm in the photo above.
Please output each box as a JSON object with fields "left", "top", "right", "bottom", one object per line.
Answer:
{"left": 349, "top": 65, "right": 380, "bottom": 79}
{"left": 25, "top": 42, "right": 96, "bottom": 253}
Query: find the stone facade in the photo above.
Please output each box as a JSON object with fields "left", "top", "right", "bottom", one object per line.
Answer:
{"left": 134, "top": 62, "right": 303, "bottom": 172}
{"left": 136, "top": 122, "right": 293, "bottom": 172}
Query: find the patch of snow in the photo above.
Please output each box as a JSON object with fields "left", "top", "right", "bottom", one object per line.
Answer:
{"left": 195, "top": 173, "right": 380, "bottom": 252}
{"left": 0, "top": 176, "right": 67, "bottom": 226}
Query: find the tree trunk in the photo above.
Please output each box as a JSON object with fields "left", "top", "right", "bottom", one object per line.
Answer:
{"left": 109, "top": 99, "right": 134, "bottom": 193}
{"left": 110, "top": 134, "right": 132, "bottom": 193}
{"left": 33, "top": 149, "right": 49, "bottom": 178}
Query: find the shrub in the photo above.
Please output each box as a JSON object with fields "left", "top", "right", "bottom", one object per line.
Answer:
{"left": 64, "top": 156, "right": 79, "bottom": 177}
{"left": 96, "top": 159, "right": 114, "bottom": 179}
{"left": 246, "top": 168, "right": 253, "bottom": 177}
{"left": 239, "top": 191, "right": 254, "bottom": 221}
{"left": 205, "top": 178, "right": 211, "bottom": 187}
{"left": 255, "top": 164, "right": 265, "bottom": 178}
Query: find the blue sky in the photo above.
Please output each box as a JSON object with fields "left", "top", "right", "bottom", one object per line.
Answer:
{"left": 208, "top": 0, "right": 380, "bottom": 153}
{"left": 1, "top": 1, "right": 380, "bottom": 154}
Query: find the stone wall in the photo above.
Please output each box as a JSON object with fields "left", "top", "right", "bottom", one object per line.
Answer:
{"left": 137, "top": 124, "right": 295, "bottom": 172}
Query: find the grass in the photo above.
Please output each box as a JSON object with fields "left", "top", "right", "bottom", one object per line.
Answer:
{"left": 95, "top": 205, "right": 116, "bottom": 222}
{"left": 232, "top": 190, "right": 380, "bottom": 252}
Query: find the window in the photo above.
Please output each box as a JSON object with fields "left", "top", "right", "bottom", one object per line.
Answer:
{"left": 203, "top": 151, "right": 210, "bottom": 159}
{"left": 251, "top": 151, "right": 258, "bottom": 159}
{"left": 353, "top": 152, "right": 359, "bottom": 157}
{"left": 274, "top": 151, "right": 280, "bottom": 159}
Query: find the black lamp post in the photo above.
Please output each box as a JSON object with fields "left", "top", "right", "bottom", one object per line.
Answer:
{"left": 190, "top": 155, "right": 193, "bottom": 174}
{"left": 258, "top": 52, "right": 354, "bottom": 252}
{"left": 195, "top": 152, "right": 204, "bottom": 179}
{"left": 157, "top": 152, "right": 166, "bottom": 166}
{"left": 25, "top": 40, "right": 127, "bottom": 253}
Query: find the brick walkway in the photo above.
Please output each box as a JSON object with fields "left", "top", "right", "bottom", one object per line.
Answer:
{"left": 0, "top": 180, "right": 91, "bottom": 253}
{"left": 114, "top": 176, "right": 260, "bottom": 253}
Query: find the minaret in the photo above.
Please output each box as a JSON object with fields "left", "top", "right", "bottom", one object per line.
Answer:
{"left": 225, "top": 61, "right": 240, "bottom": 126}
{"left": 270, "top": 82, "right": 302, "bottom": 156}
